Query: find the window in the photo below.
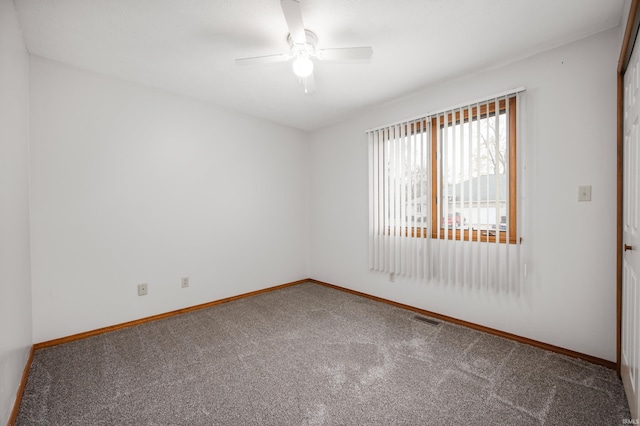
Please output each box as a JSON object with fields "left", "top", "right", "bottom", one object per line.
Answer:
{"left": 430, "top": 96, "right": 517, "bottom": 243}
{"left": 368, "top": 90, "right": 523, "bottom": 281}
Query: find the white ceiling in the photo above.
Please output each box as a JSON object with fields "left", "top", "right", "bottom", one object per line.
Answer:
{"left": 14, "top": 0, "right": 625, "bottom": 132}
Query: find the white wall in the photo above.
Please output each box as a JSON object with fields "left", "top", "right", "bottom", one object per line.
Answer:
{"left": 0, "top": 0, "right": 33, "bottom": 423}
{"left": 309, "top": 28, "right": 619, "bottom": 361}
{"left": 29, "top": 57, "right": 310, "bottom": 343}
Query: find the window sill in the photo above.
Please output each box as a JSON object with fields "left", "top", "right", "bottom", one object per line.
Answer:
{"left": 389, "top": 227, "right": 519, "bottom": 244}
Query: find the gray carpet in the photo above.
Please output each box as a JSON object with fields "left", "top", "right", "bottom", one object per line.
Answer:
{"left": 16, "top": 282, "right": 631, "bottom": 425}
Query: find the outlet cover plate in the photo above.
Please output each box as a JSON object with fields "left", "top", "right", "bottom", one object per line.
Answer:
{"left": 138, "top": 283, "right": 148, "bottom": 296}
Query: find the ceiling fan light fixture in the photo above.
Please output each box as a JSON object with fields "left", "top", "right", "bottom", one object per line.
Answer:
{"left": 292, "top": 56, "right": 314, "bottom": 78}
{"left": 235, "top": 2, "right": 372, "bottom": 94}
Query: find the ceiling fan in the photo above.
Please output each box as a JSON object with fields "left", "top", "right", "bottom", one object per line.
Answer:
{"left": 235, "top": 0, "right": 373, "bottom": 94}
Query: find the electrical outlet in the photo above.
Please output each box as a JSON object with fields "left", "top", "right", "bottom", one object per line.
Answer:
{"left": 389, "top": 272, "right": 395, "bottom": 282}
{"left": 181, "top": 277, "right": 189, "bottom": 288}
{"left": 138, "top": 283, "right": 148, "bottom": 296}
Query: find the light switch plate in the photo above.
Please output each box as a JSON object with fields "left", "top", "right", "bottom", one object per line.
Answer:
{"left": 578, "top": 185, "right": 591, "bottom": 202}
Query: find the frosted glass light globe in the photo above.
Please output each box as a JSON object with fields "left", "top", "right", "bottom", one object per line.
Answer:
{"left": 292, "top": 57, "right": 314, "bottom": 78}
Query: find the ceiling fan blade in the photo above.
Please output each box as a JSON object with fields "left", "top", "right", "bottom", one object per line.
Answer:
{"left": 235, "top": 53, "right": 290, "bottom": 66}
{"left": 280, "top": 0, "right": 306, "bottom": 44}
{"left": 318, "top": 47, "right": 373, "bottom": 61}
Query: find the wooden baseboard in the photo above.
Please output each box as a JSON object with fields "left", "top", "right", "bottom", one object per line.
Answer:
{"left": 11, "top": 279, "right": 306, "bottom": 424}
{"left": 34, "top": 279, "right": 306, "bottom": 350}
{"left": 33, "top": 277, "right": 617, "bottom": 368}
{"left": 307, "top": 279, "right": 617, "bottom": 370}
{"left": 11, "top": 276, "right": 616, "bottom": 423}
{"left": 8, "top": 345, "right": 34, "bottom": 426}
{"left": 25, "top": 276, "right": 614, "bottom": 397}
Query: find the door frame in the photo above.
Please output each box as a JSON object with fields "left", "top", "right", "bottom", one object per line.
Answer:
{"left": 618, "top": 0, "right": 640, "bottom": 376}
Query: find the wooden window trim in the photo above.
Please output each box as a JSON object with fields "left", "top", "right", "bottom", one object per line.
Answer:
{"left": 387, "top": 226, "right": 519, "bottom": 244}
{"left": 429, "top": 97, "right": 517, "bottom": 244}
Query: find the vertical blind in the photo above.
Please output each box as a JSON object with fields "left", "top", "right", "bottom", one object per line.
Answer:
{"left": 368, "top": 89, "right": 524, "bottom": 290}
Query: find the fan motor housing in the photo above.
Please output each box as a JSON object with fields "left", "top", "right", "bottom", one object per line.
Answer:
{"left": 288, "top": 29, "right": 318, "bottom": 58}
